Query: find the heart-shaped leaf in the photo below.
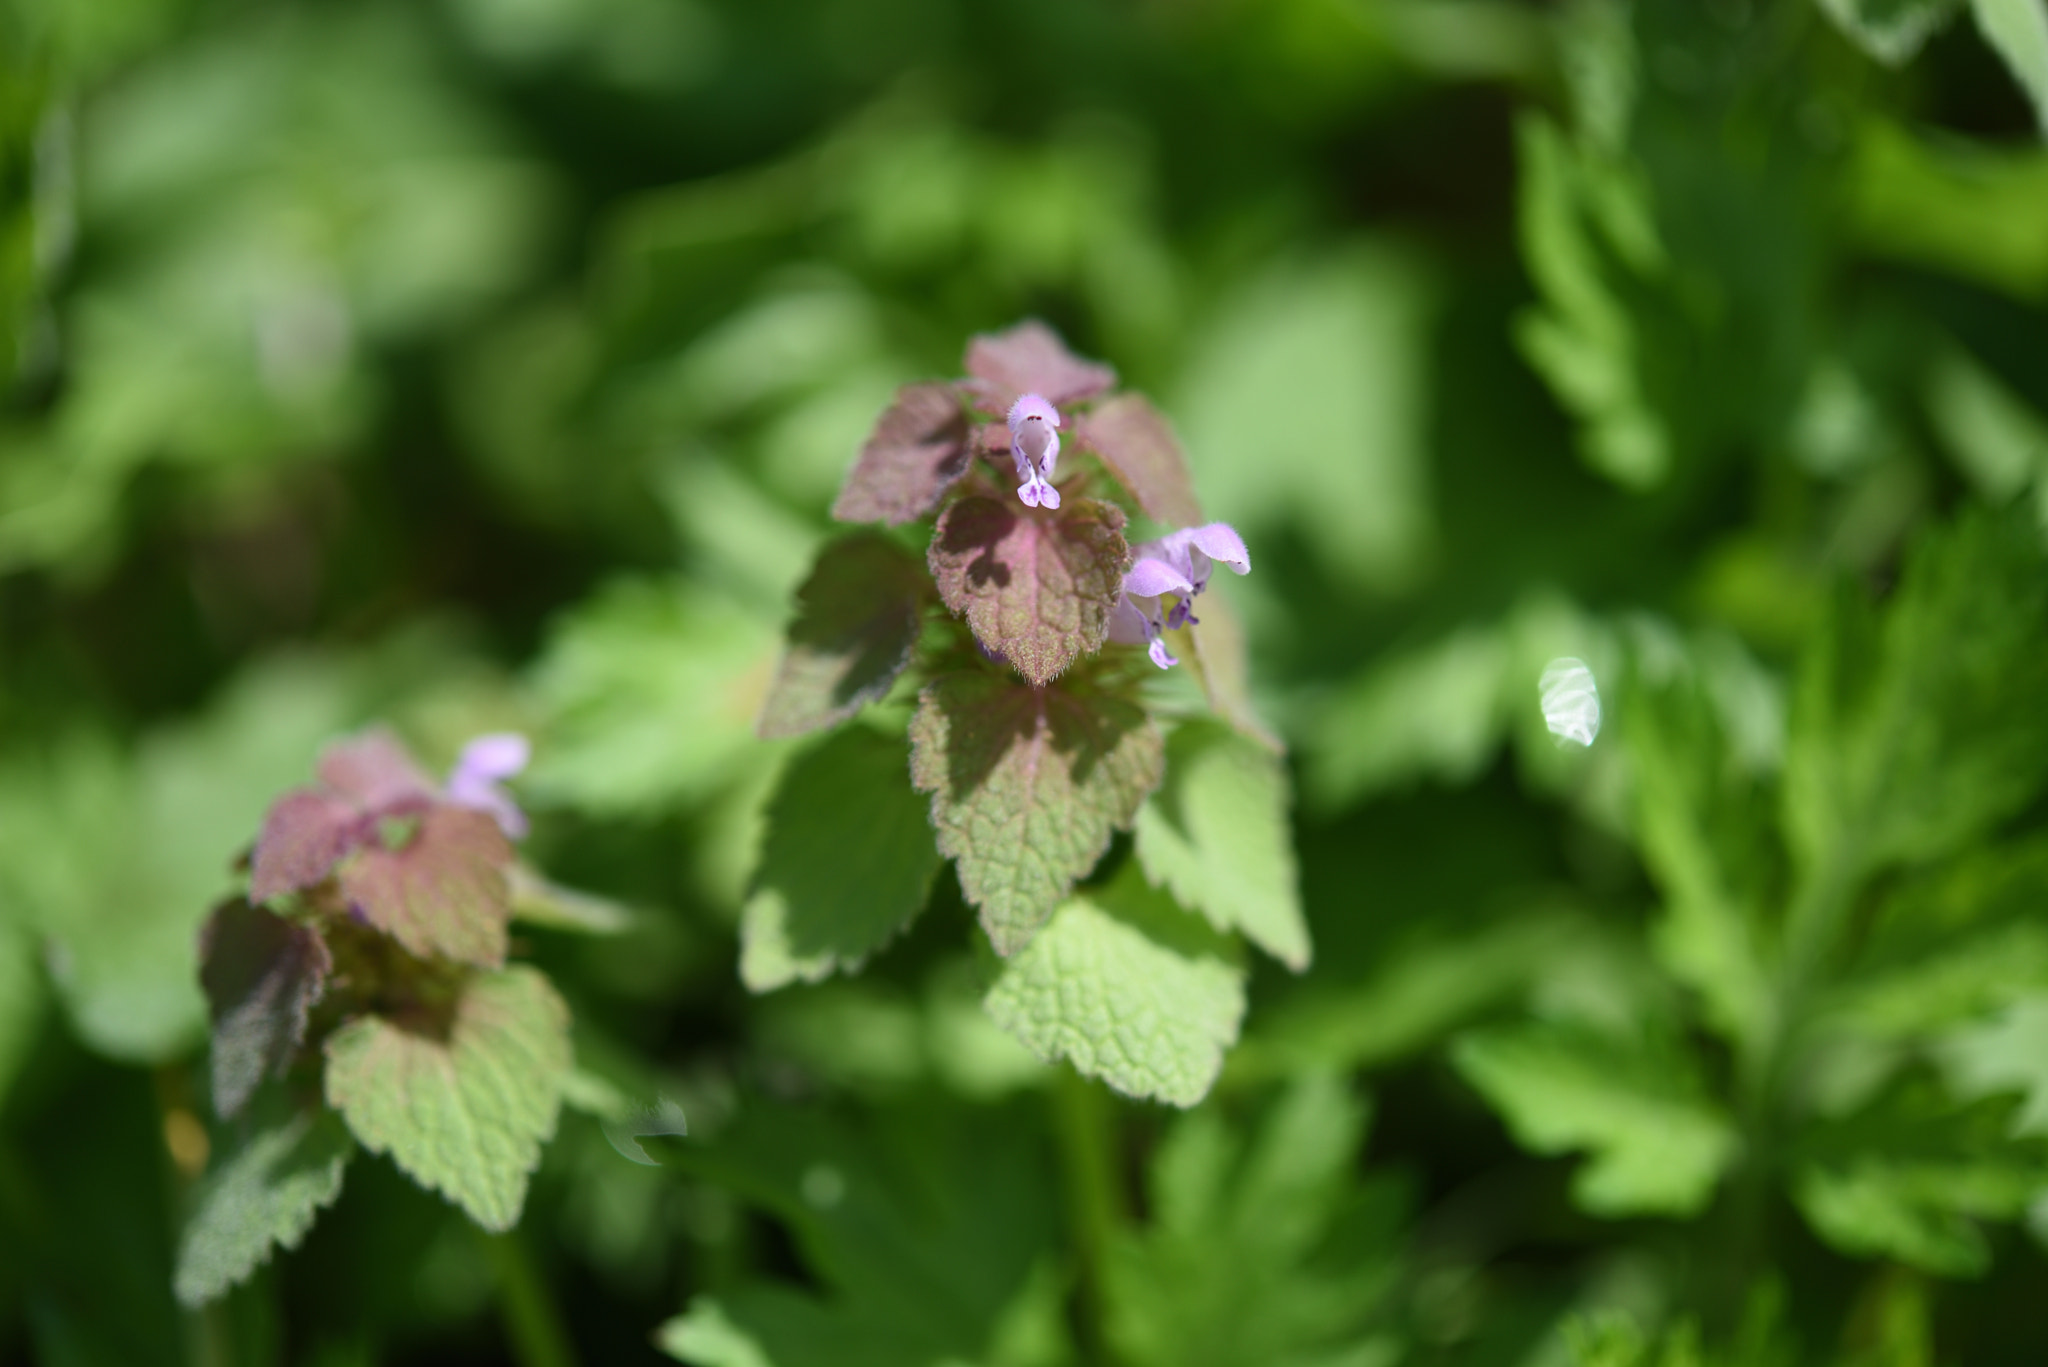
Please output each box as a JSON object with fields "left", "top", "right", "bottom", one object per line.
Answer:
{"left": 929, "top": 497, "right": 1129, "bottom": 687}
{"left": 759, "top": 533, "right": 927, "bottom": 739}
{"left": 832, "top": 382, "right": 974, "bottom": 525}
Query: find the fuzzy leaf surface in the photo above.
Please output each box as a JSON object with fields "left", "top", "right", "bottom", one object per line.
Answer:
{"left": 1453, "top": 1020, "right": 1737, "bottom": 1217}
{"left": 199, "top": 899, "right": 332, "bottom": 1120}
{"left": 1075, "top": 394, "right": 1203, "bottom": 528}
{"left": 317, "top": 729, "right": 433, "bottom": 809}
{"left": 962, "top": 319, "right": 1116, "bottom": 410}
{"left": 741, "top": 727, "right": 941, "bottom": 990}
{"left": 249, "top": 789, "right": 362, "bottom": 903}
{"left": 928, "top": 496, "right": 1129, "bottom": 687}
{"left": 910, "top": 673, "right": 1162, "bottom": 954}
{"left": 174, "top": 1103, "right": 353, "bottom": 1306}
{"left": 758, "top": 533, "right": 926, "bottom": 739}
{"left": 338, "top": 805, "right": 513, "bottom": 967}
{"left": 322, "top": 965, "right": 571, "bottom": 1230}
{"left": 830, "top": 382, "right": 973, "bottom": 525}
{"left": 1135, "top": 720, "right": 1308, "bottom": 970}
{"left": 983, "top": 880, "right": 1245, "bottom": 1106}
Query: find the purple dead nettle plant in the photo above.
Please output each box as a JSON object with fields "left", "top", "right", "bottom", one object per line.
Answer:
{"left": 176, "top": 726, "right": 592, "bottom": 1308}
{"left": 753, "top": 319, "right": 1290, "bottom": 974}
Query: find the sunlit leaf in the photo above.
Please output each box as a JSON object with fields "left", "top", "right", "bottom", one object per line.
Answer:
{"left": 962, "top": 319, "right": 1116, "bottom": 412}
{"left": 1075, "top": 393, "right": 1203, "bottom": 529}
{"left": 830, "top": 381, "right": 974, "bottom": 526}
{"left": 338, "top": 805, "right": 513, "bottom": 968}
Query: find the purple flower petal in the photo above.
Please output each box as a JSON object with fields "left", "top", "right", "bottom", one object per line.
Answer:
{"left": 1124, "top": 557, "right": 1193, "bottom": 598}
{"left": 445, "top": 732, "right": 532, "bottom": 839}
{"left": 1185, "top": 522, "right": 1250, "bottom": 576}
{"left": 1147, "top": 638, "right": 1179, "bottom": 669}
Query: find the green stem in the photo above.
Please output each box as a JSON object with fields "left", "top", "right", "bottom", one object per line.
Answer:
{"left": 480, "top": 1229, "right": 579, "bottom": 1367}
{"left": 1052, "top": 1067, "right": 1127, "bottom": 1366}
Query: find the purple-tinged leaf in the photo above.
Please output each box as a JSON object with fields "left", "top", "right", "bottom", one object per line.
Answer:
{"left": 929, "top": 497, "right": 1131, "bottom": 687}
{"left": 759, "top": 533, "right": 928, "bottom": 739}
{"left": 338, "top": 806, "right": 513, "bottom": 968}
{"left": 909, "top": 674, "right": 1164, "bottom": 955}
{"left": 199, "top": 900, "right": 334, "bottom": 1120}
{"left": 964, "top": 320, "right": 1117, "bottom": 411}
{"left": 1075, "top": 394, "right": 1205, "bottom": 528}
{"left": 317, "top": 730, "right": 434, "bottom": 810}
{"left": 250, "top": 790, "right": 363, "bottom": 903}
{"left": 323, "top": 965, "right": 571, "bottom": 1231}
{"left": 832, "top": 382, "right": 974, "bottom": 525}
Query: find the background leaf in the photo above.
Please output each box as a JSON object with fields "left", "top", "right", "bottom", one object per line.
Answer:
{"left": 174, "top": 1102, "right": 354, "bottom": 1307}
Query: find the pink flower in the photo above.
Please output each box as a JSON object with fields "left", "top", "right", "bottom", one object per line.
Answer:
{"left": 1107, "top": 523, "right": 1251, "bottom": 669}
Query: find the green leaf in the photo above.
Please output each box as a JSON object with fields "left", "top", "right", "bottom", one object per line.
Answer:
{"left": 1453, "top": 1020, "right": 1737, "bottom": 1217}
{"left": 529, "top": 578, "right": 776, "bottom": 816}
{"left": 1924, "top": 342, "right": 2048, "bottom": 503}
{"left": 741, "top": 727, "right": 941, "bottom": 991}
{"left": 1792, "top": 1089, "right": 2048, "bottom": 1276}
{"left": 909, "top": 673, "right": 1163, "bottom": 954}
{"left": 174, "top": 1102, "right": 354, "bottom": 1307}
{"left": 650, "top": 1096, "right": 1060, "bottom": 1366}
{"left": 1784, "top": 507, "right": 2048, "bottom": 876}
{"left": 1974, "top": 0, "right": 2048, "bottom": 134}
{"left": 323, "top": 965, "right": 572, "bottom": 1230}
{"left": 337, "top": 805, "right": 513, "bottom": 968}
{"left": 1939, "top": 995, "right": 2048, "bottom": 1134}
{"left": 659, "top": 1299, "right": 776, "bottom": 1367}
{"left": 198, "top": 899, "right": 332, "bottom": 1120}
{"left": 1105, "top": 1073, "right": 1401, "bottom": 1367}
{"left": 757, "top": 533, "right": 926, "bottom": 740}
{"left": 1134, "top": 720, "right": 1309, "bottom": 970}
{"left": 1847, "top": 120, "right": 2048, "bottom": 299}
{"left": 1817, "top": 0, "right": 1964, "bottom": 63}
{"left": 1074, "top": 393, "right": 1204, "bottom": 528}
{"left": 0, "top": 923, "right": 44, "bottom": 1112}
{"left": 982, "top": 878, "right": 1245, "bottom": 1107}
{"left": 1624, "top": 661, "right": 1776, "bottom": 1053}
{"left": 830, "top": 381, "right": 973, "bottom": 526}
{"left": 928, "top": 496, "right": 1130, "bottom": 688}
{"left": 1308, "top": 624, "right": 1508, "bottom": 808}
{"left": 1180, "top": 586, "right": 1281, "bottom": 754}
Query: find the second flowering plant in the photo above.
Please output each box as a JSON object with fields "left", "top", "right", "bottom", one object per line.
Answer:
{"left": 748, "top": 321, "right": 1306, "bottom": 1106}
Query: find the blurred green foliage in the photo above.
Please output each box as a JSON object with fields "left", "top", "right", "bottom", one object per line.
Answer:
{"left": 8, "top": 0, "right": 2048, "bottom": 1363}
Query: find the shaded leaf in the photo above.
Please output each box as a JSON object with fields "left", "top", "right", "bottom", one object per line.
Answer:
{"left": 928, "top": 496, "right": 1129, "bottom": 688}
{"left": 1308, "top": 625, "right": 1507, "bottom": 808}
{"left": 758, "top": 533, "right": 926, "bottom": 739}
{"left": 910, "top": 673, "right": 1163, "bottom": 954}
{"left": 1973, "top": 0, "right": 2048, "bottom": 133}
{"left": 983, "top": 879, "right": 1245, "bottom": 1107}
{"left": 1453, "top": 1020, "right": 1737, "bottom": 1216}
{"left": 963, "top": 319, "right": 1116, "bottom": 411}
{"left": 1818, "top": 0, "right": 1964, "bottom": 64}
{"left": 741, "top": 727, "right": 942, "bottom": 991}
{"left": 1075, "top": 394, "right": 1203, "bottom": 528}
{"left": 249, "top": 789, "right": 363, "bottom": 904}
{"left": 830, "top": 382, "right": 974, "bottom": 526}
{"left": 323, "top": 965, "right": 572, "bottom": 1230}
{"left": 198, "top": 899, "right": 333, "bottom": 1120}
{"left": 174, "top": 1102, "right": 354, "bottom": 1307}
{"left": 1135, "top": 720, "right": 1309, "bottom": 970}
{"left": 338, "top": 805, "right": 513, "bottom": 968}
{"left": 1106, "top": 1074, "right": 1401, "bottom": 1366}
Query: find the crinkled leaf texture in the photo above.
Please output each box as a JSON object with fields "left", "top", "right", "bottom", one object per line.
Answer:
{"left": 250, "top": 790, "right": 363, "bottom": 904}
{"left": 929, "top": 496, "right": 1130, "bottom": 688}
{"left": 831, "top": 381, "right": 973, "bottom": 526}
{"left": 323, "top": 965, "right": 572, "bottom": 1231}
{"left": 983, "top": 877, "right": 1245, "bottom": 1107}
{"left": 910, "top": 673, "right": 1163, "bottom": 955}
{"left": 1075, "top": 393, "right": 1204, "bottom": 529}
{"left": 758, "top": 533, "right": 925, "bottom": 739}
{"left": 650, "top": 1098, "right": 1060, "bottom": 1367}
{"left": 963, "top": 319, "right": 1116, "bottom": 411}
{"left": 1106, "top": 1074, "right": 1402, "bottom": 1367}
{"left": 1135, "top": 720, "right": 1309, "bottom": 970}
{"left": 338, "top": 806, "right": 513, "bottom": 968}
{"left": 741, "top": 727, "right": 941, "bottom": 991}
{"left": 1453, "top": 1020, "right": 1737, "bottom": 1217}
{"left": 174, "top": 1101, "right": 354, "bottom": 1307}
{"left": 199, "top": 899, "right": 332, "bottom": 1120}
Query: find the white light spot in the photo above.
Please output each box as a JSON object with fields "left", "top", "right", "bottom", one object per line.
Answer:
{"left": 1540, "top": 657, "right": 1601, "bottom": 747}
{"left": 801, "top": 1163, "right": 846, "bottom": 1210}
